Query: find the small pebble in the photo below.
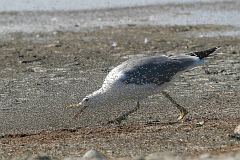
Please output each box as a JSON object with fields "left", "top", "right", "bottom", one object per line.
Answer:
{"left": 198, "top": 153, "right": 211, "bottom": 159}
{"left": 144, "top": 152, "right": 180, "bottom": 160}
{"left": 111, "top": 42, "right": 117, "bottom": 48}
{"left": 231, "top": 125, "right": 240, "bottom": 140}
{"left": 196, "top": 121, "right": 205, "bottom": 127}
{"left": 234, "top": 125, "right": 240, "bottom": 134}
{"left": 133, "top": 155, "right": 145, "bottom": 160}
{"left": 64, "top": 156, "right": 83, "bottom": 160}
{"left": 144, "top": 38, "right": 148, "bottom": 44}
{"left": 82, "top": 149, "right": 107, "bottom": 160}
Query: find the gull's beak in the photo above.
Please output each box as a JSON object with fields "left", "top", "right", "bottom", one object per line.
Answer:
{"left": 65, "top": 102, "right": 88, "bottom": 119}
{"left": 65, "top": 102, "right": 81, "bottom": 108}
{"left": 73, "top": 103, "right": 88, "bottom": 119}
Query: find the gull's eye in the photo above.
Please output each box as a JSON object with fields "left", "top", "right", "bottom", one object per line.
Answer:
{"left": 84, "top": 97, "right": 89, "bottom": 102}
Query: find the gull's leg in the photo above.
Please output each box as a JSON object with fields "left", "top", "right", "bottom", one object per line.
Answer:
{"left": 161, "top": 91, "right": 188, "bottom": 121}
{"left": 107, "top": 100, "right": 140, "bottom": 125}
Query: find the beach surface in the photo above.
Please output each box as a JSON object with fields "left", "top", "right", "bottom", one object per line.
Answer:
{"left": 0, "top": 1, "right": 240, "bottom": 159}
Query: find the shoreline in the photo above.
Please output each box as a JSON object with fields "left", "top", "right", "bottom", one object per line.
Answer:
{"left": 0, "top": 0, "right": 240, "bottom": 36}
{"left": 0, "top": 0, "right": 231, "bottom": 13}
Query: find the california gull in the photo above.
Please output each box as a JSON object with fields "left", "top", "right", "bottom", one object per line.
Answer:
{"left": 68, "top": 47, "right": 220, "bottom": 124}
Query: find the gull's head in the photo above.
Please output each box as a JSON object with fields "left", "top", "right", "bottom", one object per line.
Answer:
{"left": 79, "top": 96, "right": 90, "bottom": 107}
{"left": 79, "top": 89, "right": 107, "bottom": 107}
{"left": 70, "top": 88, "right": 112, "bottom": 119}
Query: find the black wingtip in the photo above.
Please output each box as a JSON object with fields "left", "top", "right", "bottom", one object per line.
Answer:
{"left": 189, "top": 46, "right": 221, "bottom": 59}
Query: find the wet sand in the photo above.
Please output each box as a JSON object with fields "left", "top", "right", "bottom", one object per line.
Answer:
{"left": 0, "top": 2, "right": 240, "bottom": 160}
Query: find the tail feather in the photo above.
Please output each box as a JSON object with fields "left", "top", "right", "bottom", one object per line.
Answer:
{"left": 188, "top": 46, "right": 221, "bottom": 59}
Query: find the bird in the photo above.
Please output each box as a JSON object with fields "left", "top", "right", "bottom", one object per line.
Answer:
{"left": 68, "top": 47, "right": 220, "bottom": 124}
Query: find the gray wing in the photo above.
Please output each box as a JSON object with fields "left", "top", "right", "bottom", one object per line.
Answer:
{"left": 119, "top": 55, "right": 198, "bottom": 85}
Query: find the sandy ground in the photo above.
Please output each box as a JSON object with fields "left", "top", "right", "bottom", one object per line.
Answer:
{"left": 0, "top": 3, "right": 240, "bottom": 159}
{"left": 0, "top": 24, "right": 239, "bottom": 159}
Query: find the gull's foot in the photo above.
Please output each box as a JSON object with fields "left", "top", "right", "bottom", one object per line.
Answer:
{"left": 177, "top": 109, "right": 188, "bottom": 122}
{"left": 107, "top": 101, "right": 140, "bottom": 125}
{"left": 107, "top": 115, "right": 126, "bottom": 125}
{"left": 161, "top": 91, "right": 188, "bottom": 123}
